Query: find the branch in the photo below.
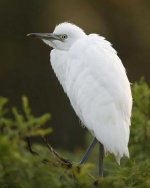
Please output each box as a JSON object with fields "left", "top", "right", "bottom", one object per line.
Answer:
{"left": 26, "top": 137, "right": 39, "bottom": 156}
{"left": 41, "top": 136, "right": 73, "bottom": 168}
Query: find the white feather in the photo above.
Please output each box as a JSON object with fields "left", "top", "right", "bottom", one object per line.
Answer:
{"left": 48, "top": 22, "right": 132, "bottom": 164}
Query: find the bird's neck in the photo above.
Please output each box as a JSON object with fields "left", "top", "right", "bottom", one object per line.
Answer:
{"left": 50, "top": 49, "right": 68, "bottom": 93}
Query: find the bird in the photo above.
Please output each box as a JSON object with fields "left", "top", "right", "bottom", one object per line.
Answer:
{"left": 27, "top": 22, "right": 132, "bottom": 176}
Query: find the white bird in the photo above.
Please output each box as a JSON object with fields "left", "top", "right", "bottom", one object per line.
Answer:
{"left": 27, "top": 22, "right": 132, "bottom": 176}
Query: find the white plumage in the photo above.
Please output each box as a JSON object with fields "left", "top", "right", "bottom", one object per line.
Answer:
{"left": 30, "top": 22, "right": 132, "bottom": 164}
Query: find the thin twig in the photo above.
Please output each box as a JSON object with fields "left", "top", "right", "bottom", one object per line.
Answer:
{"left": 41, "top": 136, "right": 73, "bottom": 168}
{"left": 26, "top": 137, "right": 39, "bottom": 156}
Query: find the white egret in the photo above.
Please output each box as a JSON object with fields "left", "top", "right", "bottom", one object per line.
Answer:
{"left": 27, "top": 22, "right": 132, "bottom": 176}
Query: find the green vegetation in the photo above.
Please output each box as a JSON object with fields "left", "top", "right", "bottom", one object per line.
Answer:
{"left": 0, "top": 79, "right": 150, "bottom": 188}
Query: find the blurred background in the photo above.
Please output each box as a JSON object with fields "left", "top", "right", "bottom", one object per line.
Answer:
{"left": 0, "top": 0, "right": 150, "bottom": 150}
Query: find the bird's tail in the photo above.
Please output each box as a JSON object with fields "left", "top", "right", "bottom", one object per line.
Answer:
{"left": 94, "top": 119, "right": 130, "bottom": 165}
{"left": 114, "top": 147, "right": 130, "bottom": 165}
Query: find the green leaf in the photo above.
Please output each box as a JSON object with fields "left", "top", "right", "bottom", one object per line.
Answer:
{"left": 27, "top": 128, "right": 53, "bottom": 137}
{"left": 22, "top": 96, "right": 32, "bottom": 120}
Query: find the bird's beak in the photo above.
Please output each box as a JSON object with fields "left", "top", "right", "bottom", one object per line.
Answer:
{"left": 27, "top": 33, "right": 61, "bottom": 40}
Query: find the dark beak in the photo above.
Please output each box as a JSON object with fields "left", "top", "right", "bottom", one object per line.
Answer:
{"left": 26, "top": 33, "right": 60, "bottom": 40}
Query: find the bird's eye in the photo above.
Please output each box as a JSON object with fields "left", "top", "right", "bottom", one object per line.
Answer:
{"left": 61, "top": 34, "right": 68, "bottom": 40}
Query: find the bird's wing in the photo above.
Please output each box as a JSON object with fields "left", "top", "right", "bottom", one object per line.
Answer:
{"left": 66, "top": 34, "right": 132, "bottom": 162}
{"left": 67, "top": 34, "right": 132, "bottom": 124}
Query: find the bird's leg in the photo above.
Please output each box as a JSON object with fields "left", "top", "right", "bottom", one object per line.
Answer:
{"left": 98, "top": 142, "right": 104, "bottom": 177}
{"left": 80, "top": 137, "right": 97, "bottom": 164}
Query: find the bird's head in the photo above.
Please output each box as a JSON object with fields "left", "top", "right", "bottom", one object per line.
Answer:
{"left": 27, "top": 22, "right": 86, "bottom": 50}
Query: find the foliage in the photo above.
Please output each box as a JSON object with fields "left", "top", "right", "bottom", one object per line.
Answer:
{"left": 0, "top": 79, "right": 150, "bottom": 188}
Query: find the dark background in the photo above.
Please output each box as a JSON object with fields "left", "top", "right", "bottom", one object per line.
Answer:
{"left": 0, "top": 0, "right": 150, "bottom": 150}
